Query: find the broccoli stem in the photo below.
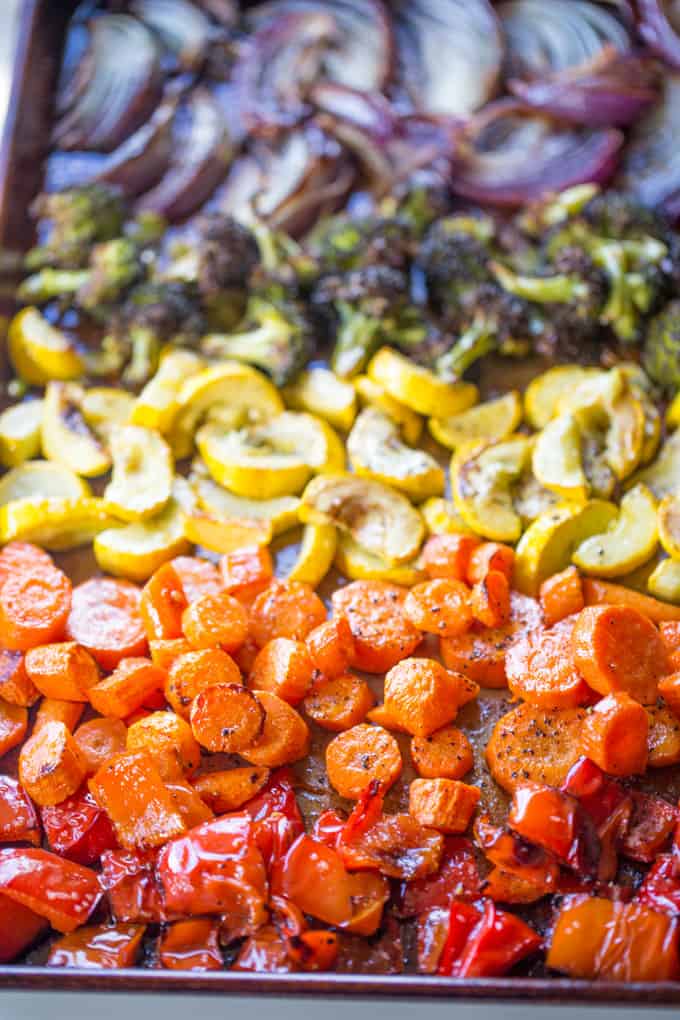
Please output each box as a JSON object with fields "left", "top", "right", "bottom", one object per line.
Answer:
{"left": 123, "top": 327, "right": 161, "bottom": 386}
{"left": 435, "top": 316, "right": 496, "bottom": 380}
{"left": 491, "top": 262, "right": 590, "bottom": 305}
{"left": 202, "top": 320, "right": 283, "bottom": 369}
{"left": 331, "top": 303, "right": 382, "bottom": 378}
{"left": 17, "top": 268, "right": 90, "bottom": 304}
{"left": 593, "top": 242, "right": 639, "bottom": 343}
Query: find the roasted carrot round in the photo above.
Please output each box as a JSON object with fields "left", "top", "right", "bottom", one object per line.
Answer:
{"left": 469, "top": 570, "right": 510, "bottom": 629}
{"left": 166, "top": 648, "right": 242, "bottom": 719}
{"left": 411, "top": 725, "right": 474, "bottom": 780}
{"left": 192, "top": 767, "right": 271, "bottom": 813}
{"left": 486, "top": 702, "right": 586, "bottom": 793}
{"left": 409, "top": 778, "right": 481, "bottom": 834}
{"left": 325, "top": 723, "right": 402, "bottom": 799}
{"left": 659, "top": 672, "right": 680, "bottom": 719}
{"left": 33, "top": 698, "right": 83, "bottom": 735}
{"left": 190, "top": 683, "right": 265, "bottom": 753}
{"left": 88, "top": 658, "right": 166, "bottom": 719}
{"left": 384, "top": 658, "right": 472, "bottom": 737}
{"left": 403, "top": 579, "right": 472, "bottom": 637}
{"left": 139, "top": 563, "right": 187, "bottom": 642}
{"left": 580, "top": 692, "right": 649, "bottom": 776}
{"left": 73, "top": 717, "right": 127, "bottom": 775}
{"left": 0, "top": 700, "right": 27, "bottom": 757}
{"left": 582, "top": 578, "right": 680, "bottom": 622}
{"left": 0, "top": 542, "right": 53, "bottom": 588}
{"left": 18, "top": 720, "right": 85, "bottom": 807}
{"left": 249, "top": 580, "right": 326, "bottom": 647}
{"left": 505, "top": 616, "right": 591, "bottom": 710}
{"left": 127, "top": 711, "right": 201, "bottom": 778}
{"left": 24, "top": 642, "right": 100, "bottom": 703}
{"left": 181, "top": 591, "right": 248, "bottom": 654}
{"left": 467, "top": 542, "right": 515, "bottom": 585}
{"left": 0, "top": 563, "right": 71, "bottom": 652}
{"left": 421, "top": 534, "right": 480, "bottom": 582}
{"left": 331, "top": 580, "right": 421, "bottom": 674}
{"left": 572, "top": 605, "right": 668, "bottom": 704}
{"left": 240, "top": 690, "right": 310, "bottom": 768}
{"left": 306, "top": 617, "right": 354, "bottom": 680}
{"left": 149, "top": 638, "right": 193, "bottom": 672}
{"left": 248, "top": 638, "right": 314, "bottom": 705}
{"left": 540, "top": 566, "right": 584, "bottom": 628}
{"left": 219, "top": 546, "right": 273, "bottom": 605}
{"left": 647, "top": 704, "right": 680, "bottom": 768}
{"left": 0, "top": 650, "right": 38, "bottom": 708}
{"left": 67, "top": 578, "right": 147, "bottom": 671}
{"left": 303, "top": 673, "right": 375, "bottom": 732}
{"left": 171, "top": 556, "right": 224, "bottom": 604}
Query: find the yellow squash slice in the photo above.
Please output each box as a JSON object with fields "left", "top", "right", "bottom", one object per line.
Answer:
{"left": 354, "top": 374, "right": 423, "bottom": 446}
{"left": 283, "top": 367, "right": 357, "bottom": 432}
{"left": 104, "top": 425, "right": 174, "bottom": 522}
{"left": 8, "top": 307, "right": 84, "bottom": 385}
{"left": 0, "top": 461, "right": 90, "bottom": 506}
{"left": 429, "top": 391, "right": 522, "bottom": 452}
{"left": 648, "top": 559, "right": 680, "bottom": 604}
{"left": 573, "top": 484, "right": 658, "bottom": 577}
{"left": 367, "top": 347, "right": 478, "bottom": 417}
{"left": 183, "top": 511, "right": 273, "bottom": 553}
{"left": 658, "top": 494, "right": 680, "bottom": 560}
{"left": 334, "top": 532, "right": 424, "bottom": 586}
{"left": 81, "top": 388, "right": 135, "bottom": 439}
{"left": 420, "top": 497, "right": 475, "bottom": 536}
{"left": 131, "top": 348, "right": 205, "bottom": 433}
{"left": 287, "top": 523, "right": 337, "bottom": 586}
{"left": 347, "top": 407, "right": 444, "bottom": 500}
{"left": 192, "top": 474, "right": 300, "bottom": 535}
{"left": 94, "top": 495, "right": 190, "bottom": 582}
{"left": 533, "top": 413, "right": 588, "bottom": 502}
{"left": 0, "top": 497, "right": 117, "bottom": 550}
{"left": 0, "top": 400, "right": 43, "bottom": 467}
{"left": 523, "top": 365, "right": 599, "bottom": 429}
{"left": 631, "top": 428, "right": 680, "bottom": 501}
{"left": 41, "top": 382, "right": 111, "bottom": 477}
{"left": 453, "top": 436, "right": 532, "bottom": 542}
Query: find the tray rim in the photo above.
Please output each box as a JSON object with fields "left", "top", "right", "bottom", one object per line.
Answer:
{"left": 1, "top": 0, "right": 680, "bottom": 1003}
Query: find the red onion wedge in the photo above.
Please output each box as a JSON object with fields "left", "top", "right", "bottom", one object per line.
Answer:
{"left": 638, "top": 0, "right": 680, "bottom": 70}
{"left": 94, "top": 96, "right": 177, "bottom": 197}
{"left": 194, "top": 0, "right": 238, "bottom": 27}
{"left": 247, "top": 0, "right": 393, "bottom": 92}
{"left": 451, "top": 100, "right": 624, "bottom": 208}
{"left": 618, "top": 73, "right": 680, "bottom": 219}
{"left": 131, "top": 0, "right": 216, "bottom": 73}
{"left": 54, "top": 15, "right": 162, "bottom": 153}
{"left": 136, "top": 88, "right": 234, "bottom": 221}
{"left": 393, "top": 0, "right": 503, "bottom": 118}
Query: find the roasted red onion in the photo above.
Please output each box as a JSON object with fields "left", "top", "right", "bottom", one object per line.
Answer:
{"left": 213, "top": 155, "right": 265, "bottom": 222}
{"left": 194, "top": 0, "right": 238, "bottom": 26}
{"left": 394, "top": 0, "right": 503, "bottom": 118}
{"left": 638, "top": 0, "right": 680, "bottom": 70}
{"left": 136, "top": 88, "right": 234, "bottom": 221}
{"left": 55, "top": 15, "right": 162, "bottom": 153}
{"left": 451, "top": 100, "right": 624, "bottom": 207}
{"left": 131, "top": 0, "right": 215, "bottom": 72}
{"left": 94, "top": 96, "right": 177, "bottom": 196}
{"left": 247, "top": 0, "right": 393, "bottom": 92}
{"left": 618, "top": 73, "right": 680, "bottom": 219}
{"left": 311, "top": 83, "right": 396, "bottom": 195}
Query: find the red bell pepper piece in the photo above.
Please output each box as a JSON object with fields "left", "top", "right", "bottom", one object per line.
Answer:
{"left": 159, "top": 919, "right": 223, "bottom": 971}
{"left": 100, "top": 848, "right": 167, "bottom": 923}
{"left": 233, "top": 925, "right": 296, "bottom": 973}
{"left": 0, "top": 847, "right": 100, "bottom": 932}
{"left": 508, "top": 784, "right": 598, "bottom": 874}
{"left": 0, "top": 775, "right": 40, "bottom": 846}
{"left": 398, "top": 836, "right": 481, "bottom": 917}
{"left": 0, "top": 892, "right": 48, "bottom": 963}
{"left": 562, "top": 757, "right": 632, "bottom": 881}
{"left": 47, "top": 923, "right": 145, "bottom": 968}
{"left": 620, "top": 792, "right": 678, "bottom": 863}
{"left": 437, "top": 901, "right": 482, "bottom": 976}
{"left": 242, "top": 768, "right": 304, "bottom": 870}
{"left": 312, "top": 809, "right": 346, "bottom": 848}
{"left": 417, "top": 907, "right": 452, "bottom": 974}
{"left": 41, "top": 787, "right": 118, "bottom": 865}
{"left": 457, "top": 900, "right": 541, "bottom": 978}
{"left": 637, "top": 855, "right": 680, "bottom": 915}
{"left": 474, "top": 816, "right": 559, "bottom": 889}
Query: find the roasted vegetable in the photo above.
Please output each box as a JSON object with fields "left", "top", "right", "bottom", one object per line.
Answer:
{"left": 25, "top": 185, "right": 126, "bottom": 270}
{"left": 644, "top": 300, "right": 680, "bottom": 390}
{"left": 435, "top": 284, "right": 532, "bottom": 381}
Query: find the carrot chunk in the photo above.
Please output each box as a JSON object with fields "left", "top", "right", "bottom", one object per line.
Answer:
{"left": 219, "top": 546, "right": 273, "bottom": 605}
{"left": 486, "top": 702, "right": 586, "bottom": 793}
{"left": 384, "top": 658, "right": 471, "bottom": 737}
{"left": 506, "top": 615, "right": 591, "bottom": 710}
{"left": 583, "top": 578, "right": 680, "bottom": 622}
{"left": 306, "top": 617, "right": 354, "bottom": 680}
{"left": 33, "top": 698, "right": 83, "bottom": 734}
{"left": 190, "top": 683, "right": 265, "bottom": 753}
{"left": 0, "top": 699, "right": 27, "bottom": 758}
{"left": 24, "top": 642, "right": 99, "bottom": 702}
{"left": 467, "top": 543, "right": 514, "bottom": 585}
{"left": 248, "top": 638, "right": 314, "bottom": 706}
{"left": 48, "top": 923, "right": 145, "bottom": 969}
{"left": 240, "top": 690, "right": 310, "bottom": 768}
{"left": 403, "top": 579, "right": 473, "bottom": 637}
{"left": 149, "top": 638, "right": 193, "bottom": 671}
{"left": 540, "top": 566, "right": 584, "bottom": 627}
{"left": 18, "top": 721, "right": 86, "bottom": 806}
{"left": 165, "top": 647, "right": 241, "bottom": 720}
{"left": 250, "top": 580, "right": 326, "bottom": 647}
{"left": 127, "top": 711, "right": 201, "bottom": 778}
{"left": 165, "top": 780, "right": 214, "bottom": 828}
{"left": 67, "top": 578, "right": 147, "bottom": 671}
{"left": 580, "top": 692, "right": 649, "bottom": 776}
{"left": 647, "top": 704, "right": 680, "bottom": 767}
{"left": 331, "top": 580, "right": 421, "bottom": 674}
{"left": 409, "top": 778, "right": 481, "bottom": 834}
{"left": 660, "top": 622, "right": 680, "bottom": 672}
{"left": 171, "top": 556, "right": 223, "bottom": 604}
{"left": 159, "top": 918, "right": 223, "bottom": 971}
{"left": 192, "top": 767, "right": 271, "bottom": 813}
{"left": 89, "top": 751, "right": 186, "bottom": 849}
{"left": 0, "top": 650, "right": 38, "bottom": 707}
{"left": 411, "top": 726, "right": 474, "bottom": 780}
{"left": 365, "top": 703, "right": 410, "bottom": 733}
{"left": 0, "top": 542, "right": 52, "bottom": 586}
{"left": 73, "top": 717, "right": 127, "bottom": 775}
{"left": 89, "top": 658, "right": 166, "bottom": 719}
{"left": 469, "top": 570, "right": 510, "bottom": 629}
{"left": 572, "top": 605, "right": 667, "bottom": 704}
{"left": 325, "top": 723, "right": 402, "bottom": 799}
{"left": 304, "top": 673, "right": 375, "bottom": 731}
{"left": 139, "top": 563, "right": 187, "bottom": 641}
{"left": 0, "top": 563, "right": 71, "bottom": 651}
{"left": 421, "top": 534, "right": 480, "bottom": 581}
{"left": 659, "top": 672, "right": 680, "bottom": 719}
{"left": 182, "top": 591, "right": 248, "bottom": 654}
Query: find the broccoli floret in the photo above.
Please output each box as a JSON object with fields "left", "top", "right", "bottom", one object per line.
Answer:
{"left": 435, "top": 284, "right": 532, "bottom": 381}
{"left": 383, "top": 184, "right": 451, "bottom": 238}
{"left": 418, "top": 215, "right": 495, "bottom": 319}
{"left": 18, "top": 237, "right": 143, "bottom": 311}
{"left": 581, "top": 192, "right": 668, "bottom": 242}
{"left": 25, "top": 184, "right": 126, "bottom": 270}
{"left": 518, "top": 184, "right": 601, "bottom": 237}
{"left": 643, "top": 300, "right": 680, "bottom": 390}
{"left": 310, "top": 213, "right": 415, "bottom": 274}
{"left": 200, "top": 295, "right": 314, "bottom": 387}
{"left": 168, "top": 213, "right": 260, "bottom": 300}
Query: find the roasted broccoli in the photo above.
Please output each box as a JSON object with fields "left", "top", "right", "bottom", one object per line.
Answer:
{"left": 518, "top": 183, "right": 600, "bottom": 237}
{"left": 581, "top": 192, "right": 668, "bottom": 243}
{"left": 418, "top": 214, "right": 496, "bottom": 320}
{"left": 200, "top": 294, "right": 314, "bottom": 387}
{"left": 167, "top": 213, "right": 260, "bottom": 299}
{"left": 18, "top": 237, "right": 142, "bottom": 311}
{"left": 309, "top": 213, "right": 416, "bottom": 274}
{"left": 643, "top": 300, "right": 680, "bottom": 390}
{"left": 435, "top": 284, "right": 532, "bottom": 381}
{"left": 25, "top": 185, "right": 126, "bottom": 270}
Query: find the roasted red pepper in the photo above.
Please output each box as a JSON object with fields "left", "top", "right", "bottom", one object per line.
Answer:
{"left": 637, "top": 855, "right": 680, "bottom": 915}
{"left": 41, "top": 786, "right": 118, "bottom": 865}
{"left": 0, "top": 775, "right": 40, "bottom": 846}
{"left": 0, "top": 892, "right": 48, "bottom": 963}
{"left": 99, "top": 848, "right": 167, "bottom": 923}
{"left": 0, "top": 847, "right": 100, "bottom": 932}
{"left": 48, "top": 923, "right": 145, "bottom": 968}
{"left": 562, "top": 757, "right": 632, "bottom": 881}
{"left": 508, "top": 784, "right": 598, "bottom": 873}
{"left": 243, "top": 768, "right": 304, "bottom": 870}
{"left": 438, "top": 899, "right": 541, "bottom": 978}
{"left": 474, "top": 816, "right": 559, "bottom": 889}
{"left": 398, "top": 836, "right": 481, "bottom": 917}
{"left": 160, "top": 919, "right": 223, "bottom": 971}
{"left": 620, "top": 792, "right": 678, "bottom": 863}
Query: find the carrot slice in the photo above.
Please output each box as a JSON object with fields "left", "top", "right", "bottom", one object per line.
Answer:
{"left": 580, "top": 692, "right": 649, "bottom": 776}
{"left": 0, "top": 700, "right": 27, "bottom": 758}
{"left": 486, "top": 702, "right": 586, "bottom": 793}
{"left": 421, "top": 534, "right": 480, "bottom": 581}
{"left": 0, "top": 650, "right": 38, "bottom": 707}
{"left": 331, "top": 580, "right": 421, "bottom": 674}
{"left": 89, "top": 750, "right": 186, "bottom": 849}
{"left": 384, "top": 658, "right": 472, "bottom": 737}
{"left": 192, "top": 767, "right": 271, "bottom": 813}
{"left": 409, "top": 778, "right": 480, "bottom": 834}
{"left": 469, "top": 570, "right": 510, "bottom": 629}
{"left": 365, "top": 703, "right": 410, "bottom": 733}
{"left": 139, "top": 564, "right": 187, "bottom": 642}
{"left": 660, "top": 622, "right": 680, "bottom": 672}
{"left": 0, "top": 542, "right": 53, "bottom": 586}
{"left": 182, "top": 591, "right": 248, "bottom": 654}
{"left": 165, "top": 780, "right": 214, "bottom": 829}
{"left": 303, "top": 673, "right": 375, "bottom": 731}
{"left": 506, "top": 615, "right": 591, "bottom": 710}
{"left": 24, "top": 642, "right": 99, "bottom": 702}
{"left": 190, "top": 683, "right": 265, "bottom": 753}
{"left": 73, "top": 717, "right": 127, "bottom": 775}
{"left": 411, "top": 725, "right": 474, "bottom": 780}
{"left": 540, "top": 566, "right": 584, "bottom": 628}
{"left": 67, "top": 578, "right": 147, "bottom": 671}
{"left": 240, "top": 690, "right": 310, "bottom": 768}
{"left": 572, "top": 605, "right": 667, "bottom": 704}
{"left": 467, "top": 543, "right": 514, "bottom": 585}
{"left": 306, "top": 617, "right": 354, "bottom": 680}
{"left": 325, "top": 723, "right": 402, "bottom": 799}
{"left": 248, "top": 638, "right": 314, "bottom": 706}
{"left": 149, "top": 638, "right": 193, "bottom": 672}
{"left": 483, "top": 867, "right": 552, "bottom": 905}
{"left": 583, "top": 579, "right": 680, "bottom": 622}
{"left": 0, "top": 563, "right": 71, "bottom": 651}
{"left": 159, "top": 918, "right": 222, "bottom": 971}
{"left": 441, "top": 591, "right": 543, "bottom": 689}
{"left": 18, "top": 721, "right": 86, "bottom": 807}
{"left": 659, "top": 672, "right": 680, "bottom": 719}
{"left": 647, "top": 704, "right": 680, "bottom": 767}
{"left": 33, "top": 698, "right": 84, "bottom": 735}
{"left": 250, "top": 580, "right": 326, "bottom": 647}
{"left": 403, "top": 579, "right": 473, "bottom": 637}
{"left": 171, "top": 556, "right": 223, "bottom": 604}
{"left": 88, "top": 658, "right": 166, "bottom": 719}
{"left": 219, "top": 546, "right": 273, "bottom": 605}
{"left": 165, "top": 648, "right": 242, "bottom": 719}
{"left": 127, "top": 711, "right": 201, "bottom": 778}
